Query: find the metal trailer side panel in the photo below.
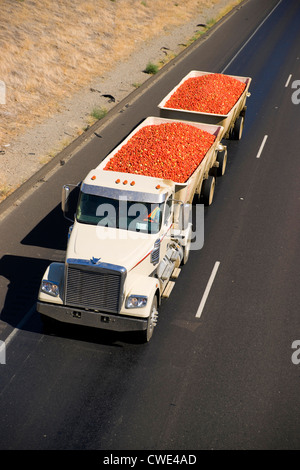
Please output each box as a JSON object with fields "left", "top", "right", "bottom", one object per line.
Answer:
{"left": 172, "top": 124, "right": 223, "bottom": 204}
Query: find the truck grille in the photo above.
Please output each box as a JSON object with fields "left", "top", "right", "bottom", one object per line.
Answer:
{"left": 65, "top": 259, "right": 126, "bottom": 313}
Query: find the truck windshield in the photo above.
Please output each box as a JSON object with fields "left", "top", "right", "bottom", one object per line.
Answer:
{"left": 76, "top": 192, "right": 164, "bottom": 234}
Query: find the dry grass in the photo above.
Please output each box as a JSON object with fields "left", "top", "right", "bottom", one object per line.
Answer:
{"left": 0, "top": 0, "right": 222, "bottom": 148}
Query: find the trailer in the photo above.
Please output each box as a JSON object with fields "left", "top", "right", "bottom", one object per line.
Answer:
{"left": 158, "top": 70, "right": 251, "bottom": 141}
{"left": 97, "top": 116, "right": 225, "bottom": 205}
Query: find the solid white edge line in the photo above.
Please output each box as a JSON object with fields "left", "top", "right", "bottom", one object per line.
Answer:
{"left": 285, "top": 74, "right": 292, "bottom": 87}
{"left": 221, "top": 0, "right": 283, "bottom": 73}
{"left": 196, "top": 261, "right": 220, "bottom": 319}
{"left": 256, "top": 135, "right": 268, "bottom": 159}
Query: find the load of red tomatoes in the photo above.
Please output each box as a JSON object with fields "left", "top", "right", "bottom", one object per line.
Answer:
{"left": 164, "top": 73, "right": 246, "bottom": 115}
{"left": 103, "top": 122, "right": 216, "bottom": 183}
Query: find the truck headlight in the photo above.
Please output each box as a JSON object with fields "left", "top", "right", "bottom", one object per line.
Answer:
{"left": 125, "top": 295, "right": 148, "bottom": 309}
{"left": 41, "top": 280, "right": 59, "bottom": 297}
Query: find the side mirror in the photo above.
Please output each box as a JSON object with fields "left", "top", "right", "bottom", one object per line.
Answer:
{"left": 62, "top": 183, "right": 80, "bottom": 222}
{"left": 62, "top": 185, "right": 70, "bottom": 214}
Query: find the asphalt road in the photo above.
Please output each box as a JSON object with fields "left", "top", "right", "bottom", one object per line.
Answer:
{"left": 1, "top": 0, "right": 300, "bottom": 453}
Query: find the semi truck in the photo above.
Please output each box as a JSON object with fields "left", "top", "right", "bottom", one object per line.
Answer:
{"left": 37, "top": 116, "right": 225, "bottom": 341}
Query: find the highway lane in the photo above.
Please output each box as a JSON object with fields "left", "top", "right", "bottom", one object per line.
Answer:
{"left": 1, "top": 0, "right": 300, "bottom": 451}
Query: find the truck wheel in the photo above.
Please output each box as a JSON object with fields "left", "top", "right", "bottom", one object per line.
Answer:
{"left": 201, "top": 176, "right": 215, "bottom": 206}
{"left": 142, "top": 296, "right": 158, "bottom": 342}
{"left": 216, "top": 148, "right": 227, "bottom": 176}
{"left": 231, "top": 115, "right": 244, "bottom": 140}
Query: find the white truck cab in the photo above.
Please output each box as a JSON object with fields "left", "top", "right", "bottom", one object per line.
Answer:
{"left": 37, "top": 168, "right": 190, "bottom": 341}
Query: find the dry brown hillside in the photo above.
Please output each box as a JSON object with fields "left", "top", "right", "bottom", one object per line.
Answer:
{"left": 0, "top": 0, "right": 234, "bottom": 144}
{"left": 0, "top": 0, "right": 240, "bottom": 201}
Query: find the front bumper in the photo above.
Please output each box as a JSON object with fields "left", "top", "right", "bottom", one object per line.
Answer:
{"left": 37, "top": 301, "right": 148, "bottom": 332}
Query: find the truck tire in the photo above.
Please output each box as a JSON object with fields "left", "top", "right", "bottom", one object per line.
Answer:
{"left": 231, "top": 115, "right": 244, "bottom": 140}
{"left": 216, "top": 148, "right": 227, "bottom": 176}
{"left": 142, "top": 296, "right": 158, "bottom": 342}
{"left": 201, "top": 175, "right": 215, "bottom": 206}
